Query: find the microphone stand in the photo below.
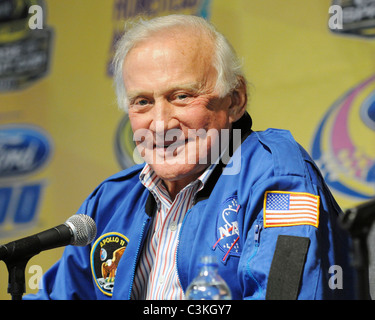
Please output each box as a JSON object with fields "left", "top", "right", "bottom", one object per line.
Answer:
{"left": 0, "top": 238, "right": 42, "bottom": 300}
{"left": 340, "top": 198, "right": 375, "bottom": 300}
{"left": 0, "top": 238, "right": 41, "bottom": 300}
{"left": 4, "top": 256, "right": 32, "bottom": 300}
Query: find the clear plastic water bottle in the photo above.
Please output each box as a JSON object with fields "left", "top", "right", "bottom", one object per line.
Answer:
{"left": 185, "top": 255, "right": 232, "bottom": 300}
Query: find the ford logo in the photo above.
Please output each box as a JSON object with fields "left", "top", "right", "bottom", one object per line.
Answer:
{"left": 0, "top": 125, "right": 53, "bottom": 178}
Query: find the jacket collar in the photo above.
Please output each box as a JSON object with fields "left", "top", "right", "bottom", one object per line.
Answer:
{"left": 195, "top": 112, "right": 253, "bottom": 203}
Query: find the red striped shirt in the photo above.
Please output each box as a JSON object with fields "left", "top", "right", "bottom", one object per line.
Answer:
{"left": 131, "top": 163, "right": 215, "bottom": 300}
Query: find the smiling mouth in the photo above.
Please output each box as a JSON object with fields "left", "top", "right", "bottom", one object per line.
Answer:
{"left": 154, "top": 139, "right": 189, "bottom": 150}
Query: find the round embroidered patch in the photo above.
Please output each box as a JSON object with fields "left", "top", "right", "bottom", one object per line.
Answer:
{"left": 90, "top": 232, "right": 129, "bottom": 296}
{"left": 213, "top": 196, "right": 241, "bottom": 263}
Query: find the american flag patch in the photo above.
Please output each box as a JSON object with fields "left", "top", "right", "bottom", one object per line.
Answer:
{"left": 263, "top": 191, "right": 320, "bottom": 228}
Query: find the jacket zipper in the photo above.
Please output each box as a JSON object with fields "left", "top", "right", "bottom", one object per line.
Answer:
{"left": 245, "top": 223, "right": 262, "bottom": 299}
{"left": 254, "top": 224, "right": 261, "bottom": 247}
{"left": 127, "top": 218, "right": 150, "bottom": 300}
{"left": 175, "top": 208, "right": 191, "bottom": 298}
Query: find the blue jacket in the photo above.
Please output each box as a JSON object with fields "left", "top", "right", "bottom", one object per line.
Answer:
{"left": 25, "top": 116, "right": 356, "bottom": 300}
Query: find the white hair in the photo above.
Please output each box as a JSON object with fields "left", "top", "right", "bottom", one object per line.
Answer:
{"left": 112, "top": 14, "right": 246, "bottom": 112}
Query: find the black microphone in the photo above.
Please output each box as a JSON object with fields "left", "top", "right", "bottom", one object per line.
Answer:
{"left": 0, "top": 214, "right": 97, "bottom": 263}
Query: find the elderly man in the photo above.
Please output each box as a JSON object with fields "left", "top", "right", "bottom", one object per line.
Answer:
{"left": 26, "top": 14, "right": 355, "bottom": 300}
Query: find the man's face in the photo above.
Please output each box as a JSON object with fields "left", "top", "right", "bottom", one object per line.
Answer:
{"left": 122, "top": 29, "right": 239, "bottom": 192}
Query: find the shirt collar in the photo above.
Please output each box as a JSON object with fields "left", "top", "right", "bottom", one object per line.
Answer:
{"left": 139, "top": 162, "right": 217, "bottom": 198}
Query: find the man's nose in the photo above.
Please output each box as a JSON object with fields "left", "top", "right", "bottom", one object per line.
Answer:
{"left": 150, "top": 99, "right": 179, "bottom": 134}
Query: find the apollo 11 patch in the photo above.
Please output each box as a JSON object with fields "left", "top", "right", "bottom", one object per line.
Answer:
{"left": 90, "top": 232, "right": 129, "bottom": 296}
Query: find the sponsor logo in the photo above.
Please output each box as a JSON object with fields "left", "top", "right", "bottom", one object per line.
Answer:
{"left": 0, "top": 124, "right": 52, "bottom": 178}
{"left": 0, "top": 0, "right": 53, "bottom": 92}
{"left": 0, "top": 124, "right": 53, "bottom": 237}
{"left": 311, "top": 74, "right": 375, "bottom": 200}
{"left": 329, "top": 0, "right": 375, "bottom": 38}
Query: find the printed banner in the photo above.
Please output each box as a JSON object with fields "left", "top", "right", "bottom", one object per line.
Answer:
{"left": 0, "top": 0, "right": 374, "bottom": 299}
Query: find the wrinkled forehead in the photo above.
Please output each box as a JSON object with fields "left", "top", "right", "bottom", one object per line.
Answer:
{"left": 126, "top": 25, "right": 215, "bottom": 67}
{"left": 122, "top": 26, "right": 218, "bottom": 95}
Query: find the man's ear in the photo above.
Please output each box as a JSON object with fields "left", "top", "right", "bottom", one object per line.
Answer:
{"left": 228, "top": 76, "right": 248, "bottom": 123}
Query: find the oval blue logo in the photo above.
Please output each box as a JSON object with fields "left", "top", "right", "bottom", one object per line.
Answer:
{"left": 0, "top": 125, "right": 53, "bottom": 178}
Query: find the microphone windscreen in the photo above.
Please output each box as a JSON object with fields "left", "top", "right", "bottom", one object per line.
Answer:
{"left": 64, "top": 214, "right": 97, "bottom": 246}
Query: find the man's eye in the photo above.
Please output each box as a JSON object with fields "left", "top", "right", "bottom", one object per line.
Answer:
{"left": 177, "top": 94, "right": 189, "bottom": 100}
{"left": 135, "top": 98, "right": 150, "bottom": 106}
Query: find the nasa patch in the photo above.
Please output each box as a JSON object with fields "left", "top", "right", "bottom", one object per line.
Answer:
{"left": 213, "top": 196, "right": 241, "bottom": 263}
{"left": 90, "top": 232, "right": 129, "bottom": 296}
